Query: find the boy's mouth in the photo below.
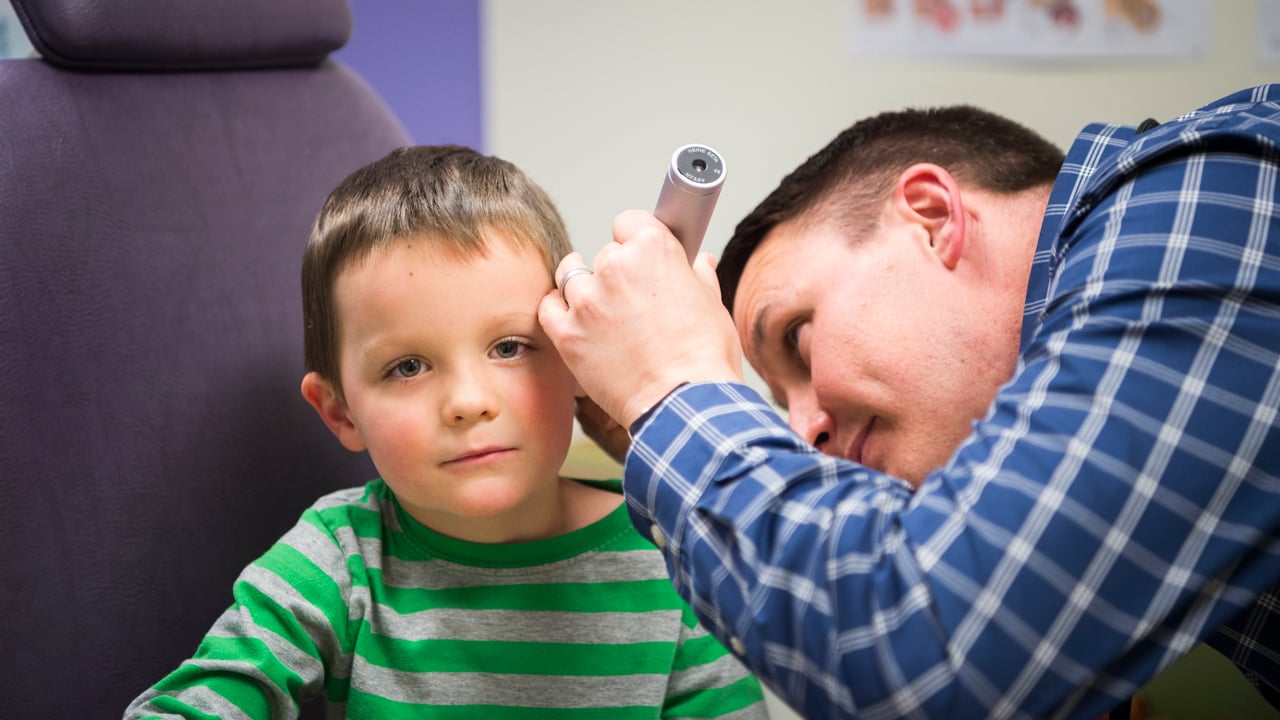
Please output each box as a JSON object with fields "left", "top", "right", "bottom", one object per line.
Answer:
{"left": 442, "top": 446, "right": 514, "bottom": 465}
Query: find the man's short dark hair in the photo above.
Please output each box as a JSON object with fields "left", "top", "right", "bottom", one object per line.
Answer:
{"left": 717, "top": 105, "right": 1066, "bottom": 313}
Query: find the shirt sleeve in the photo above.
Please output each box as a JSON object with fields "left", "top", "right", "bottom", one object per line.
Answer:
{"left": 122, "top": 510, "right": 352, "bottom": 720}
{"left": 623, "top": 137, "right": 1280, "bottom": 719}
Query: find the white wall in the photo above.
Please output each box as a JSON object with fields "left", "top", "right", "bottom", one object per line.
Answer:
{"left": 485, "top": 0, "right": 1274, "bottom": 268}
{"left": 483, "top": 3, "right": 1276, "bottom": 717}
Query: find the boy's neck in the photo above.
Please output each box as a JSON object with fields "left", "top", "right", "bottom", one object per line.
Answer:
{"left": 406, "top": 477, "right": 623, "bottom": 545}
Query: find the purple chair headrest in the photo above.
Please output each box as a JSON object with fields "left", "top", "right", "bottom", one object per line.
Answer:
{"left": 10, "top": 0, "right": 352, "bottom": 70}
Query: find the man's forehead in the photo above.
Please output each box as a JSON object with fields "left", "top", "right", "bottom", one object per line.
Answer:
{"left": 733, "top": 223, "right": 817, "bottom": 304}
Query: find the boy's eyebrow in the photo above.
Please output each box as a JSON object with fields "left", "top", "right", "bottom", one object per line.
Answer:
{"left": 483, "top": 310, "right": 542, "bottom": 334}
{"left": 492, "top": 308, "right": 539, "bottom": 321}
{"left": 355, "top": 309, "right": 544, "bottom": 360}
{"left": 358, "top": 339, "right": 400, "bottom": 362}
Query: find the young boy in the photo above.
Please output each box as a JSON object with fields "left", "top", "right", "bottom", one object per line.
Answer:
{"left": 124, "top": 146, "right": 766, "bottom": 719}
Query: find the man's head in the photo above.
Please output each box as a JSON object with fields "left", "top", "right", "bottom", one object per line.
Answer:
{"left": 718, "top": 106, "right": 1064, "bottom": 484}
{"left": 302, "top": 145, "right": 572, "bottom": 396}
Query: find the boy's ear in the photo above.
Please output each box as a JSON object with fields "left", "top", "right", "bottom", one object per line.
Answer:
{"left": 300, "top": 372, "right": 366, "bottom": 452}
{"left": 893, "top": 163, "right": 965, "bottom": 270}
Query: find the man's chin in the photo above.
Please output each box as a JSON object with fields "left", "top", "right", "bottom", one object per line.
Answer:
{"left": 878, "top": 455, "right": 937, "bottom": 490}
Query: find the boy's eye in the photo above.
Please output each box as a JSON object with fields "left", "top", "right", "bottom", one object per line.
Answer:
{"left": 391, "top": 358, "right": 425, "bottom": 378}
{"left": 493, "top": 339, "right": 528, "bottom": 360}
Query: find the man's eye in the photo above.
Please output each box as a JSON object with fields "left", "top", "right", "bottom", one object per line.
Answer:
{"left": 784, "top": 323, "right": 800, "bottom": 350}
{"left": 391, "top": 358, "right": 424, "bottom": 378}
{"left": 783, "top": 322, "right": 809, "bottom": 370}
{"left": 493, "top": 339, "right": 527, "bottom": 359}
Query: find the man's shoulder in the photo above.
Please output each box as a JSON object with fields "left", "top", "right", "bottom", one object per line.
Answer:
{"left": 1180, "top": 84, "right": 1280, "bottom": 121}
{"left": 1053, "top": 84, "right": 1280, "bottom": 229}
{"left": 1064, "top": 84, "right": 1280, "bottom": 173}
{"left": 1139, "top": 83, "right": 1280, "bottom": 151}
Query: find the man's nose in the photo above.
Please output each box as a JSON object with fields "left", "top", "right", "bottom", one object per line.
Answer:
{"left": 788, "top": 400, "right": 835, "bottom": 453}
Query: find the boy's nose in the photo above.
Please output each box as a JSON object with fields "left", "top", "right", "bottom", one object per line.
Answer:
{"left": 442, "top": 367, "right": 498, "bottom": 425}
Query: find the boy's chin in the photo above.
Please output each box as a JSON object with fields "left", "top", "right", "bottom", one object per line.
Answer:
{"left": 400, "top": 474, "right": 567, "bottom": 542}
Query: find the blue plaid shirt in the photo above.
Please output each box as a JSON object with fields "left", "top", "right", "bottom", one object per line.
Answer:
{"left": 624, "top": 85, "right": 1280, "bottom": 719}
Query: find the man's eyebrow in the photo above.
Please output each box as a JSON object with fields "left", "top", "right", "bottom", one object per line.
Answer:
{"left": 751, "top": 304, "right": 772, "bottom": 361}
{"left": 749, "top": 305, "right": 791, "bottom": 411}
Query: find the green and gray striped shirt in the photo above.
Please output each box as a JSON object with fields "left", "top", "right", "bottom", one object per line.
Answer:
{"left": 125, "top": 479, "right": 766, "bottom": 719}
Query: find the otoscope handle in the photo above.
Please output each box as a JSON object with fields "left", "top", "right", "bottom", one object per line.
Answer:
{"left": 653, "top": 144, "right": 726, "bottom": 263}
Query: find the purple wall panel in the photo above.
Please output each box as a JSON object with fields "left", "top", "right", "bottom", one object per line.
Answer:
{"left": 333, "top": 0, "right": 483, "bottom": 150}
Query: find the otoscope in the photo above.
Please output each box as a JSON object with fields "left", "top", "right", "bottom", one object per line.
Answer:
{"left": 652, "top": 143, "right": 726, "bottom": 262}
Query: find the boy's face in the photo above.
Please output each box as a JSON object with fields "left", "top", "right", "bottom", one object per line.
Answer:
{"left": 303, "top": 235, "right": 579, "bottom": 541}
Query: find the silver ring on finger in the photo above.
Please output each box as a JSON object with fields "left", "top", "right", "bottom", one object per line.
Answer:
{"left": 558, "top": 266, "right": 595, "bottom": 307}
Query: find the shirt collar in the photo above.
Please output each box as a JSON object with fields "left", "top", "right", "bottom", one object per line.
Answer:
{"left": 1020, "top": 122, "right": 1135, "bottom": 351}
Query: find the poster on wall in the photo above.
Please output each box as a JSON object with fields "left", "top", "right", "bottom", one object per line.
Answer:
{"left": 1260, "top": 0, "right": 1280, "bottom": 64}
{"left": 849, "top": 0, "right": 1211, "bottom": 59}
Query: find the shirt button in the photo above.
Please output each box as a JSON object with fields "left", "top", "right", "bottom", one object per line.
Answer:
{"left": 730, "top": 636, "right": 746, "bottom": 655}
{"left": 650, "top": 524, "right": 666, "bottom": 549}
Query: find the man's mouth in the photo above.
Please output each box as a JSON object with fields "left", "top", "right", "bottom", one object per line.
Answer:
{"left": 846, "top": 418, "right": 875, "bottom": 466}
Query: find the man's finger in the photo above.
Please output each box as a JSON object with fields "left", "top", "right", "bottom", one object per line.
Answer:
{"left": 538, "top": 290, "right": 570, "bottom": 342}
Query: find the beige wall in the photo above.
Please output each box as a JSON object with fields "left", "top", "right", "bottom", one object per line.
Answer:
{"left": 485, "top": 0, "right": 1274, "bottom": 269}
{"left": 486, "top": 3, "right": 1278, "bottom": 717}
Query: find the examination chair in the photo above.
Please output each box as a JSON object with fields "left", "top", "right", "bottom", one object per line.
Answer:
{"left": 0, "top": 0, "right": 410, "bottom": 715}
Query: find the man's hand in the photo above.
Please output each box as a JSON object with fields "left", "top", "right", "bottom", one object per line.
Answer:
{"left": 539, "top": 210, "right": 743, "bottom": 429}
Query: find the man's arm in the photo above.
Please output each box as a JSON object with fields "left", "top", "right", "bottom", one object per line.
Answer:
{"left": 620, "top": 145, "right": 1280, "bottom": 717}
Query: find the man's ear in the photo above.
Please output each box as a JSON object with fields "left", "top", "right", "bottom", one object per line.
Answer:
{"left": 300, "top": 372, "right": 366, "bottom": 452}
{"left": 894, "top": 163, "right": 965, "bottom": 270}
